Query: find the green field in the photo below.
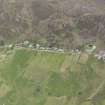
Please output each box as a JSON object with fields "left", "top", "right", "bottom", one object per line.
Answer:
{"left": 0, "top": 48, "right": 105, "bottom": 105}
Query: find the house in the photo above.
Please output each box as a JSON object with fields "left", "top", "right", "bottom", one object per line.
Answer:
{"left": 23, "top": 40, "right": 30, "bottom": 47}
{"left": 85, "top": 44, "right": 96, "bottom": 54}
{"left": 74, "top": 49, "right": 81, "bottom": 54}
{"left": 39, "top": 47, "right": 45, "bottom": 50}
{"left": 94, "top": 54, "right": 102, "bottom": 60}
{"left": 52, "top": 47, "right": 58, "bottom": 51}
{"left": 36, "top": 44, "right": 40, "bottom": 49}
{"left": 8, "top": 44, "right": 14, "bottom": 49}
{"left": 15, "top": 43, "right": 23, "bottom": 47}
{"left": 95, "top": 50, "right": 105, "bottom": 60}
{"left": 24, "top": 40, "right": 29, "bottom": 45}
{"left": 29, "top": 44, "right": 33, "bottom": 48}
{"left": 57, "top": 49, "right": 64, "bottom": 52}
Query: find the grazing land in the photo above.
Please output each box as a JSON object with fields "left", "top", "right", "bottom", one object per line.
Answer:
{"left": 0, "top": 48, "right": 104, "bottom": 105}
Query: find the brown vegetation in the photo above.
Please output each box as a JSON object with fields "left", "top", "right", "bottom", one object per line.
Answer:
{"left": 0, "top": 0, "right": 105, "bottom": 50}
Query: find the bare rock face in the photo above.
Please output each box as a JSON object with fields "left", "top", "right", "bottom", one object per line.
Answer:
{"left": 0, "top": 0, "right": 105, "bottom": 49}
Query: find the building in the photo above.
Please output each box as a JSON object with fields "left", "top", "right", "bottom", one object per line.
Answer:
{"left": 36, "top": 44, "right": 40, "bottom": 49}
{"left": 85, "top": 44, "right": 96, "bottom": 54}
{"left": 95, "top": 50, "right": 105, "bottom": 60}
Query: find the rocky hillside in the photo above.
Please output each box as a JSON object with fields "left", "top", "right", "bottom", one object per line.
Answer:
{"left": 0, "top": 0, "right": 105, "bottom": 49}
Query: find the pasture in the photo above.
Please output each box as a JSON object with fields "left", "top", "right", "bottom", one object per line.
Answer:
{"left": 0, "top": 48, "right": 104, "bottom": 105}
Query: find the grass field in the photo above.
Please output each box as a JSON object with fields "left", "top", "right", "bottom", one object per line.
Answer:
{"left": 0, "top": 48, "right": 105, "bottom": 105}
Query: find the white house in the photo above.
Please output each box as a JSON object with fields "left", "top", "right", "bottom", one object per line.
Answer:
{"left": 29, "top": 44, "right": 33, "bottom": 48}
{"left": 85, "top": 45, "right": 96, "bottom": 54}
{"left": 95, "top": 50, "right": 105, "bottom": 60}
{"left": 24, "top": 40, "right": 29, "bottom": 45}
{"left": 57, "top": 49, "right": 64, "bottom": 52}
{"left": 36, "top": 44, "right": 40, "bottom": 49}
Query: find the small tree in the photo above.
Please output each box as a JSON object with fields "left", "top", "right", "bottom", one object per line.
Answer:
{"left": 0, "top": 40, "right": 4, "bottom": 46}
